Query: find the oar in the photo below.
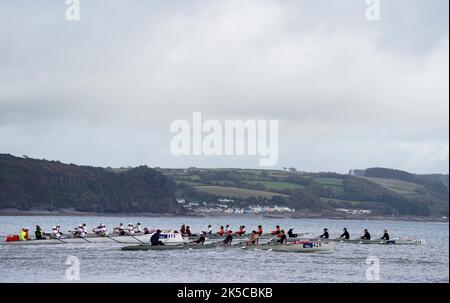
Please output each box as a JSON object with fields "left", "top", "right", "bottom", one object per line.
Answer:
{"left": 129, "top": 234, "right": 145, "bottom": 244}
{"left": 80, "top": 237, "right": 91, "bottom": 243}
{"left": 54, "top": 237, "right": 68, "bottom": 244}
{"left": 107, "top": 235, "right": 123, "bottom": 243}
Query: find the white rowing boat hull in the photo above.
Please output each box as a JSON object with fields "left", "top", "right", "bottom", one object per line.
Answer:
{"left": 2, "top": 233, "right": 188, "bottom": 246}
{"left": 245, "top": 241, "right": 334, "bottom": 252}
{"left": 326, "top": 238, "right": 424, "bottom": 245}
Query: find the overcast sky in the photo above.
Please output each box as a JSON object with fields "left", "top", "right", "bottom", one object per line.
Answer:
{"left": 0, "top": 0, "right": 448, "bottom": 174}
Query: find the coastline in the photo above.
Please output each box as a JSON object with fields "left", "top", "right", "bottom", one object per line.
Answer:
{"left": 0, "top": 209, "right": 447, "bottom": 223}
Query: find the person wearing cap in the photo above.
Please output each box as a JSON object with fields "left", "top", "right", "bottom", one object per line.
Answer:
{"left": 319, "top": 228, "right": 329, "bottom": 239}
{"left": 150, "top": 229, "right": 164, "bottom": 245}
{"left": 127, "top": 223, "right": 135, "bottom": 236}
{"left": 287, "top": 228, "right": 297, "bottom": 238}
{"left": 35, "top": 225, "right": 45, "bottom": 240}
{"left": 50, "top": 226, "right": 61, "bottom": 239}
{"left": 380, "top": 229, "right": 390, "bottom": 240}
{"left": 19, "top": 227, "right": 30, "bottom": 241}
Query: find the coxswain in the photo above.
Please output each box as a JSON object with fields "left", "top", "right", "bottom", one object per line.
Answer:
{"left": 257, "top": 225, "right": 263, "bottom": 236}
{"left": 222, "top": 233, "right": 233, "bottom": 245}
{"left": 380, "top": 229, "right": 389, "bottom": 240}
{"left": 340, "top": 228, "right": 350, "bottom": 239}
{"left": 150, "top": 230, "right": 164, "bottom": 246}
{"left": 143, "top": 227, "right": 150, "bottom": 234}
{"left": 271, "top": 225, "right": 281, "bottom": 235}
{"left": 191, "top": 232, "right": 206, "bottom": 245}
{"left": 276, "top": 230, "right": 287, "bottom": 244}
{"left": 35, "top": 225, "right": 45, "bottom": 240}
{"left": 319, "top": 228, "right": 329, "bottom": 239}
{"left": 246, "top": 231, "right": 260, "bottom": 245}
{"left": 19, "top": 227, "right": 30, "bottom": 241}
{"left": 360, "top": 229, "right": 371, "bottom": 240}
{"left": 287, "top": 228, "right": 297, "bottom": 238}
{"left": 217, "top": 225, "right": 225, "bottom": 236}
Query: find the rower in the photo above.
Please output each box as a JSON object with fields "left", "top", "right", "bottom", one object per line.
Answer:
{"left": 82, "top": 223, "right": 87, "bottom": 235}
{"left": 185, "top": 226, "right": 192, "bottom": 237}
{"left": 93, "top": 224, "right": 108, "bottom": 237}
{"left": 340, "top": 228, "right": 350, "bottom": 239}
{"left": 150, "top": 230, "right": 164, "bottom": 246}
{"left": 217, "top": 225, "right": 225, "bottom": 236}
{"left": 222, "top": 234, "right": 233, "bottom": 245}
{"left": 360, "top": 229, "right": 371, "bottom": 240}
{"left": 271, "top": 225, "right": 281, "bottom": 235}
{"left": 135, "top": 223, "right": 142, "bottom": 234}
{"left": 207, "top": 225, "right": 212, "bottom": 235}
{"left": 127, "top": 223, "right": 135, "bottom": 235}
{"left": 257, "top": 225, "right": 263, "bottom": 236}
{"left": 246, "top": 231, "right": 259, "bottom": 245}
{"left": 380, "top": 229, "right": 389, "bottom": 240}
{"left": 191, "top": 232, "right": 206, "bottom": 245}
{"left": 319, "top": 228, "right": 329, "bottom": 239}
{"left": 276, "top": 230, "right": 287, "bottom": 245}
{"left": 143, "top": 227, "right": 150, "bottom": 234}
{"left": 19, "top": 227, "right": 30, "bottom": 241}
{"left": 78, "top": 224, "right": 87, "bottom": 238}
{"left": 287, "top": 228, "right": 297, "bottom": 238}
{"left": 225, "top": 224, "right": 230, "bottom": 234}
{"left": 50, "top": 226, "right": 61, "bottom": 239}
{"left": 236, "top": 225, "right": 246, "bottom": 236}
{"left": 35, "top": 225, "right": 45, "bottom": 240}
{"left": 226, "top": 227, "right": 233, "bottom": 235}
{"left": 180, "top": 224, "right": 186, "bottom": 235}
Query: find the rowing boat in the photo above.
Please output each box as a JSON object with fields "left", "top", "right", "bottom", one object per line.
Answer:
{"left": 188, "top": 232, "right": 311, "bottom": 241}
{"left": 324, "top": 238, "right": 424, "bottom": 245}
{"left": 121, "top": 243, "right": 219, "bottom": 251}
{"left": 2, "top": 232, "right": 188, "bottom": 246}
{"left": 243, "top": 240, "right": 334, "bottom": 252}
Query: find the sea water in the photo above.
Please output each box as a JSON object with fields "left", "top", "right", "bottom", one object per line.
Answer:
{"left": 0, "top": 215, "right": 448, "bottom": 283}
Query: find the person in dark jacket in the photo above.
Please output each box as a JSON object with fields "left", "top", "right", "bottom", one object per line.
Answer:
{"left": 360, "top": 229, "right": 371, "bottom": 240}
{"left": 319, "top": 228, "right": 329, "bottom": 239}
{"left": 340, "top": 228, "right": 350, "bottom": 239}
{"left": 150, "top": 230, "right": 164, "bottom": 246}
{"left": 380, "top": 229, "right": 389, "bottom": 240}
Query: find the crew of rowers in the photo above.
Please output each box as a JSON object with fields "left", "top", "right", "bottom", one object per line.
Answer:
{"left": 17, "top": 223, "right": 389, "bottom": 244}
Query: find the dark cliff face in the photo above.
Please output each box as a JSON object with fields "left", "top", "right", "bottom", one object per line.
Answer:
{"left": 0, "top": 154, "right": 185, "bottom": 214}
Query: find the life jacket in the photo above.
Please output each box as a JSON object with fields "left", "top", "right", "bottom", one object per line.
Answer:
{"left": 218, "top": 228, "right": 224, "bottom": 236}
{"left": 238, "top": 228, "right": 245, "bottom": 235}
{"left": 272, "top": 228, "right": 280, "bottom": 235}
{"left": 257, "top": 228, "right": 263, "bottom": 235}
{"left": 226, "top": 229, "right": 233, "bottom": 235}
{"left": 19, "top": 230, "right": 29, "bottom": 241}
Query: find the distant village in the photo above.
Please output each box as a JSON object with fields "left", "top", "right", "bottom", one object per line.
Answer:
{"left": 176, "top": 198, "right": 296, "bottom": 215}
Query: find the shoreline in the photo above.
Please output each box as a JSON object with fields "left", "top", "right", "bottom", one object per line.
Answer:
{"left": 0, "top": 209, "right": 447, "bottom": 223}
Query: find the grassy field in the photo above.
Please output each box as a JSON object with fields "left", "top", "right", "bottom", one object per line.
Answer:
{"left": 192, "top": 185, "right": 289, "bottom": 199}
{"left": 363, "top": 177, "right": 425, "bottom": 196}
{"left": 244, "top": 180, "right": 303, "bottom": 191}
{"left": 313, "top": 177, "right": 345, "bottom": 194}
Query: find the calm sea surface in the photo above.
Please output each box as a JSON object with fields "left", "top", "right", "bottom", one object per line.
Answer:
{"left": 0, "top": 215, "right": 448, "bottom": 283}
